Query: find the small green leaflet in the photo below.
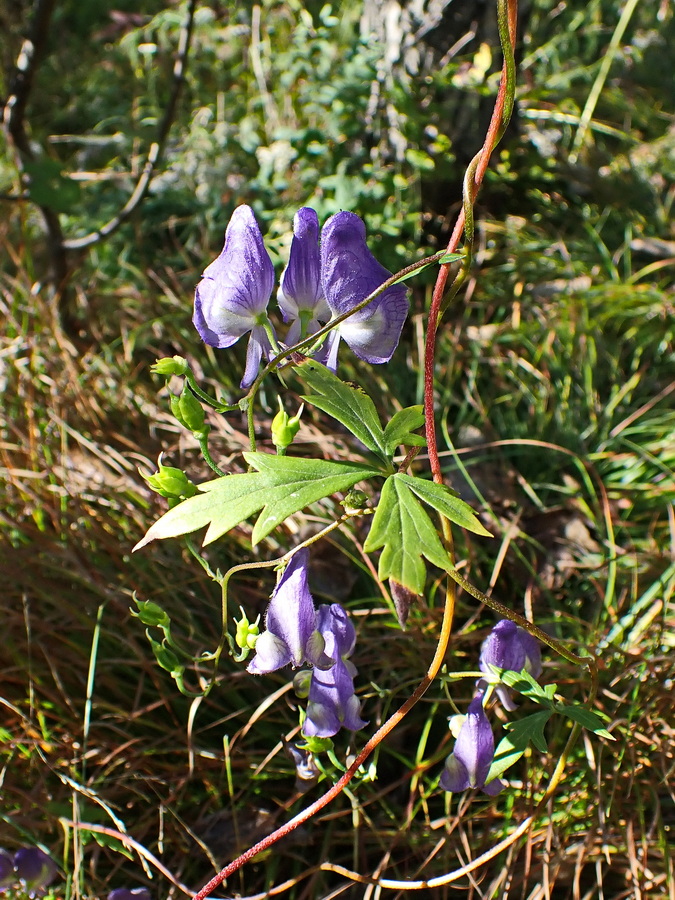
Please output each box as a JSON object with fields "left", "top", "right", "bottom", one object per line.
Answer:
{"left": 397, "top": 474, "right": 491, "bottom": 536}
{"left": 502, "top": 668, "right": 558, "bottom": 703}
{"left": 134, "top": 452, "right": 380, "bottom": 550}
{"left": 390, "top": 252, "right": 465, "bottom": 285}
{"left": 500, "top": 669, "right": 614, "bottom": 739}
{"left": 364, "top": 475, "right": 452, "bottom": 594}
{"left": 383, "top": 406, "right": 426, "bottom": 452}
{"left": 556, "top": 704, "right": 614, "bottom": 740}
{"left": 299, "top": 362, "right": 426, "bottom": 463}
{"left": 487, "top": 710, "right": 553, "bottom": 783}
{"left": 363, "top": 473, "right": 488, "bottom": 594}
{"left": 299, "top": 361, "right": 389, "bottom": 463}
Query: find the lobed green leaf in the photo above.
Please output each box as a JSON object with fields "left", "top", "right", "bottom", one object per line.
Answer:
{"left": 298, "top": 361, "right": 390, "bottom": 464}
{"left": 134, "top": 454, "right": 379, "bottom": 550}
{"left": 363, "top": 474, "right": 455, "bottom": 594}
{"left": 487, "top": 710, "right": 553, "bottom": 782}
{"left": 383, "top": 406, "right": 426, "bottom": 454}
{"left": 397, "top": 474, "right": 492, "bottom": 536}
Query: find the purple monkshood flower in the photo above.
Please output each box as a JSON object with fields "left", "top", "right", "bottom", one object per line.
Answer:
{"left": 193, "top": 204, "right": 276, "bottom": 389}
{"left": 108, "top": 889, "right": 151, "bottom": 900}
{"left": 278, "top": 207, "right": 331, "bottom": 346}
{"left": 195, "top": 205, "right": 409, "bottom": 386}
{"left": 440, "top": 694, "right": 504, "bottom": 795}
{"left": 302, "top": 603, "right": 367, "bottom": 738}
{"left": 13, "top": 847, "right": 57, "bottom": 892}
{"left": 320, "top": 211, "right": 409, "bottom": 369}
{"left": 478, "top": 619, "right": 542, "bottom": 711}
{"left": 247, "top": 549, "right": 329, "bottom": 674}
{"left": 0, "top": 850, "right": 14, "bottom": 890}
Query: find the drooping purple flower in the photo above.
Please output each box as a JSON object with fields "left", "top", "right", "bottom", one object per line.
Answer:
{"left": 320, "top": 211, "right": 409, "bottom": 369}
{"left": 439, "top": 695, "right": 504, "bottom": 795}
{"left": 13, "top": 848, "right": 56, "bottom": 892}
{"left": 317, "top": 603, "right": 356, "bottom": 660}
{"left": 302, "top": 602, "right": 367, "bottom": 738}
{"left": 108, "top": 890, "right": 151, "bottom": 900}
{"left": 247, "top": 549, "right": 327, "bottom": 674}
{"left": 193, "top": 204, "right": 277, "bottom": 389}
{"left": 303, "top": 658, "right": 367, "bottom": 737}
{"left": 478, "top": 620, "right": 542, "bottom": 711}
{"left": 278, "top": 207, "right": 330, "bottom": 346}
{"left": 0, "top": 850, "right": 14, "bottom": 890}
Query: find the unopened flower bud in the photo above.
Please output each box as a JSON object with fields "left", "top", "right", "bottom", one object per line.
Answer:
{"left": 147, "top": 634, "right": 182, "bottom": 675}
{"left": 178, "top": 384, "right": 208, "bottom": 436}
{"left": 342, "top": 489, "right": 368, "bottom": 513}
{"left": 132, "top": 599, "right": 170, "bottom": 629}
{"left": 141, "top": 458, "right": 197, "bottom": 500}
{"left": 151, "top": 355, "right": 189, "bottom": 376}
{"left": 272, "top": 399, "right": 303, "bottom": 452}
{"left": 234, "top": 608, "right": 260, "bottom": 650}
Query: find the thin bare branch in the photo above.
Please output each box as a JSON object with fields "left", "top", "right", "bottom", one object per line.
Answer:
{"left": 62, "top": 0, "right": 198, "bottom": 250}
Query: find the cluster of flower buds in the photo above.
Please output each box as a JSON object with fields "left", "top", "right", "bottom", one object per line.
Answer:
{"left": 242, "top": 548, "right": 367, "bottom": 738}
{"left": 193, "top": 205, "right": 409, "bottom": 387}
{"left": 440, "top": 620, "right": 542, "bottom": 794}
{"left": 0, "top": 847, "right": 56, "bottom": 896}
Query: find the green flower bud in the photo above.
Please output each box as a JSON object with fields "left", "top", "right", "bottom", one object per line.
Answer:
{"left": 132, "top": 598, "right": 171, "bottom": 628}
{"left": 272, "top": 399, "right": 303, "bottom": 452}
{"left": 342, "top": 489, "right": 369, "bottom": 513}
{"left": 151, "top": 355, "right": 189, "bottom": 376}
{"left": 234, "top": 608, "right": 260, "bottom": 651}
{"left": 170, "top": 385, "right": 209, "bottom": 437}
{"left": 147, "top": 633, "right": 182, "bottom": 676}
{"left": 178, "top": 384, "right": 208, "bottom": 435}
{"left": 141, "top": 458, "right": 197, "bottom": 500}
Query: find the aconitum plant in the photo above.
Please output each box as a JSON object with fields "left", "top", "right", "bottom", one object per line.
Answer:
{"left": 134, "top": 7, "right": 608, "bottom": 892}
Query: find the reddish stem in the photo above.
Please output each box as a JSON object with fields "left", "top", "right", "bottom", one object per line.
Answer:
{"left": 424, "top": 0, "right": 518, "bottom": 483}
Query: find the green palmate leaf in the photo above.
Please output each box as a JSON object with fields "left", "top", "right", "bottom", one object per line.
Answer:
{"left": 383, "top": 406, "right": 426, "bottom": 454}
{"left": 398, "top": 474, "right": 492, "bottom": 536}
{"left": 298, "top": 360, "right": 390, "bottom": 464}
{"left": 134, "top": 454, "right": 379, "bottom": 550}
{"left": 487, "top": 710, "right": 553, "bottom": 782}
{"left": 363, "top": 474, "right": 455, "bottom": 594}
{"left": 556, "top": 704, "right": 615, "bottom": 740}
{"left": 242, "top": 453, "right": 380, "bottom": 543}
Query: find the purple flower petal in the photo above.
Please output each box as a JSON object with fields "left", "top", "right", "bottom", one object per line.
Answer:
{"left": 247, "top": 549, "right": 320, "bottom": 674}
{"left": 303, "top": 658, "right": 367, "bottom": 738}
{"left": 317, "top": 603, "right": 356, "bottom": 661}
{"left": 278, "top": 208, "right": 330, "bottom": 326}
{"left": 193, "top": 205, "right": 274, "bottom": 349}
{"left": 439, "top": 752, "right": 470, "bottom": 792}
{"left": 240, "top": 324, "right": 275, "bottom": 390}
{"left": 478, "top": 620, "right": 543, "bottom": 708}
{"left": 320, "top": 211, "right": 409, "bottom": 364}
{"left": 441, "top": 695, "right": 503, "bottom": 795}
{"left": 14, "top": 848, "right": 56, "bottom": 891}
{"left": 0, "top": 850, "right": 14, "bottom": 889}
